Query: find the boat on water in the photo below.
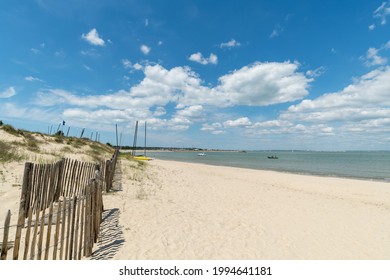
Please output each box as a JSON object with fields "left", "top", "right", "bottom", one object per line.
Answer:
{"left": 267, "top": 155, "right": 278, "bottom": 159}
{"left": 197, "top": 152, "right": 206, "bottom": 156}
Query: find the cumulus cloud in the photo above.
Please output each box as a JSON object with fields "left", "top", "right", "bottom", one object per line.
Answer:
{"left": 0, "top": 87, "right": 16, "bottom": 98}
{"left": 140, "top": 44, "right": 151, "bottom": 55}
{"left": 81, "top": 28, "right": 105, "bottom": 46}
{"left": 34, "top": 61, "right": 311, "bottom": 133}
{"left": 214, "top": 61, "right": 311, "bottom": 106}
{"left": 223, "top": 117, "right": 252, "bottom": 128}
{"left": 282, "top": 66, "right": 390, "bottom": 123}
{"left": 220, "top": 39, "right": 241, "bottom": 49}
{"left": 201, "top": 122, "right": 225, "bottom": 134}
{"left": 175, "top": 105, "right": 204, "bottom": 119}
{"left": 188, "top": 52, "right": 218, "bottom": 65}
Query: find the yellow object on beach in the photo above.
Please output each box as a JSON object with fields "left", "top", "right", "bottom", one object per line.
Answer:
{"left": 134, "top": 155, "right": 153, "bottom": 161}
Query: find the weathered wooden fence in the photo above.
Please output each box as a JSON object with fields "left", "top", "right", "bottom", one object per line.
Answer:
{"left": 0, "top": 149, "right": 119, "bottom": 260}
{"left": 104, "top": 149, "right": 119, "bottom": 192}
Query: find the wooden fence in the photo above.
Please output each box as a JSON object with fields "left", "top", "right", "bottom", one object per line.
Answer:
{"left": 0, "top": 149, "right": 119, "bottom": 260}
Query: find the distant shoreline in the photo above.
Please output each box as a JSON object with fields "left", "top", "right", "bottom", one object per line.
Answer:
{"left": 141, "top": 150, "right": 390, "bottom": 183}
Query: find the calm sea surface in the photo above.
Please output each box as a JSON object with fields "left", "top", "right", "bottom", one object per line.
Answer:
{"left": 146, "top": 151, "right": 390, "bottom": 182}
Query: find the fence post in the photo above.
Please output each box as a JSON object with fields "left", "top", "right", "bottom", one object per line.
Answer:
{"left": 105, "top": 160, "right": 111, "bottom": 192}
{"left": 20, "top": 162, "right": 33, "bottom": 218}
{"left": 1, "top": 210, "right": 11, "bottom": 260}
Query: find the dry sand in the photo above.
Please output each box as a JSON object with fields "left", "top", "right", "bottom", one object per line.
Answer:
{"left": 1, "top": 129, "right": 389, "bottom": 260}
{"left": 98, "top": 159, "right": 390, "bottom": 260}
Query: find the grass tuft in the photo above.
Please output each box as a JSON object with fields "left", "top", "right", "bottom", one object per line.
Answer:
{"left": 0, "top": 140, "right": 25, "bottom": 162}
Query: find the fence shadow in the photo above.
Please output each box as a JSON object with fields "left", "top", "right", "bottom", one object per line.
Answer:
{"left": 90, "top": 208, "right": 124, "bottom": 260}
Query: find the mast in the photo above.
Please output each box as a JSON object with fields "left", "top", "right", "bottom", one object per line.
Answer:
{"left": 132, "top": 120, "right": 138, "bottom": 156}
{"left": 144, "top": 121, "right": 147, "bottom": 156}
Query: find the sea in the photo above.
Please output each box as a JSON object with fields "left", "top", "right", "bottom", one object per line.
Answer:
{"left": 145, "top": 150, "right": 390, "bottom": 182}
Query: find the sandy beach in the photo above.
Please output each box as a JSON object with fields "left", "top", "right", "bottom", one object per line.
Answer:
{"left": 97, "top": 158, "right": 390, "bottom": 260}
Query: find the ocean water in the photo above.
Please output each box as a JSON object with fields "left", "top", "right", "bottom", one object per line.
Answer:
{"left": 146, "top": 150, "right": 390, "bottom": 182}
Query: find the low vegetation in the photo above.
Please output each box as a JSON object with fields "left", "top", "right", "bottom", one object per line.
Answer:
{"left": 0, "top": 122, "right": 115, "bottom": 163}
{"left": 0, "top": 140, "right": 25, "bottom": 162}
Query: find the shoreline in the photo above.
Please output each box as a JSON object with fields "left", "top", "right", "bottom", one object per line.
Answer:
{"left": 144, "top": 154, "right": 390, "bottom": 183}
{"left": 100, "top": 158, "right": 390, "bottom": 260}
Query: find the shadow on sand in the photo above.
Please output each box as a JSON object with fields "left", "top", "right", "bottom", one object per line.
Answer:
{"left": 90, "top": 207, "right": 124, "bottom": 260}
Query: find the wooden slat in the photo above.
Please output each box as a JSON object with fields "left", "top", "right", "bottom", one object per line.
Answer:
{"left": 59, "top": 198, "right": 67, "bottom": 260}
{"left": 23, "top": 208, "right": 33, "bottom": 260}
{"left": 30, "top": 209, "right": 40, "bottom": 259}
{"left": 69, "top": 196, "right": 77, "bottom": 260}
{"left": 1, "top": 210, "right": 11, "bottom": 260}
{"left": 53, "top": 200, "right": 62, "bottom": 260}
{"left": 37, "top": 208, "right": 46, "bottom": 260}
{"left": 73, "top": 196, "right": 81, "bottom": 260}
{"left": 13, "top": 209, "right": 25, "bottom": 259}
{"left": 78, "top": 197, "right": 85, "bottom": 260}
{"left": 44, "top": 203, "right": 54, "bottom": 260}
{"left": 65, "top": 198, "right": 72, "bottom": 259}
{"left": 84, "top": 185, "right": 91, "bottom": 257}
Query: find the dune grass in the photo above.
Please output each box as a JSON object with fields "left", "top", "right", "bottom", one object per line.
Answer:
{"left": 0, "top": 140, "right": 25, "bottom": 162}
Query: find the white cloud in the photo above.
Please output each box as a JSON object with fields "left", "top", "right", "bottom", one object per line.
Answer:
{"left": 368, "top": 24, "right": 376, "bottom": 30}
{"left": 0, "top": 87, "right": 16, "bottom": 98}
{"left": 122, "top": 59, "right": 132, "bottom": 69}
{"left": 133, "top": 63, "right": 143, "bottom": 70}
{"left": 306, "top": 66, "right": 326, "bottom": 78}
{"left": 140, "top": 44, "right": 151, "bottom": 55}
{"left": 175, "top": 105, "right": 204, "bottom": 119}
{"left": 80, "top": 49, "right": 100, "bottom": 57}
{"left": 373, "top": 1, "right": 390, "bottom": 25}
{"left": 153, "top": 106, "right": 166, "bottom": 117}
{"left": 83, "top": 64, "right": 93, "bottom": 71}
{"left": 223, "top": 117, "right": 252, "bottom": 128}
{"left": 144, "top": 18, "right": 149, "bottom": 27}
{"left": 25, "top": 76, "right": 43, "bottom": 82}
{"left": 214, "top": 61, "right": 311, "bottom": 106}
{"left": 251, "top": 120, "right": 291, "bottom": 128}
{"left": 270, "top": 24, "right": 283, "bottom": 38}
{"left": 36, "top": 62, "right": 310, "bottom": 112}
{"left": 81, "top": 28, "right": 105, "bottom": 46}
{"left": 362, "top": 47, "right": 388, "bottom": 66}
{"left": 201, "top": 122, "right": 225, "bottom": 134}
{"left": 30, "top": 48, "right": 39, "bottom": 54}
{"left": 282, "top": 66, "right": 390, "bottom": 123}
{"left": 188, "top": 52, "right": 218, "bottom": 65}
{"left": 220, "top": 39, "right": 241, "bottom": 49}
{"left": 33, "top": 61, "right": 312, "bottom": 135}
{"left": 0, "top": 102, "right": 57, "bottom": 122}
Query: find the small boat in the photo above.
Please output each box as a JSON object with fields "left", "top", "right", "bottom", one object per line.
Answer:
{"left": 134, "top": 155, "right": 153, "bottom": 161}
{"left": 197, "top": 152, "right": 206, "bottom": 156}
{"left": 267, "top": 156, "right": 278, "bottom": 159}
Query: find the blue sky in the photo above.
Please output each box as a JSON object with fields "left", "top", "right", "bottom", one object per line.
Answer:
{"left": 1, "top": 0, "right": 390, "bottom": 150}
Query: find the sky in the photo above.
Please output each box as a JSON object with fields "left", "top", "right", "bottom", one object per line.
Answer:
{"left": 1, "top": 0, "right": 390, "bottom": 150}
